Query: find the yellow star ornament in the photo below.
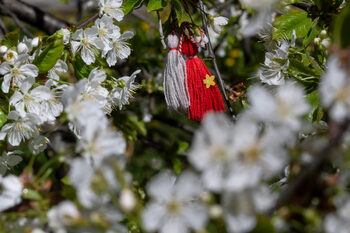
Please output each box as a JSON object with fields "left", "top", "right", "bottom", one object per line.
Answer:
{"left": 203, "top": 74, "right": 216, "bottom": 89}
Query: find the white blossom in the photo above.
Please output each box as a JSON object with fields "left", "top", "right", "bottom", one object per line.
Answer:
{"left": 93, "top": 15, "right": 120, "bottom": 51}
{"left": 0, "top": 55, "right": 38, "bottom": 93}
{"left": 0, "top": 111, "right": 40, "bottom": 146}
{"left": 48, "top": 59, "right": 68, "bottom": 81}
{"left": 209, "top": 16, "right": 228, "bottom": 34}
{"left": 320, "top": 55, "right": 350, "bottom": 122}
{"left": 259, "top": 32, "right": 295, "bottom": 85}
{"left": 325, "top": 199, "right": 350, "bottom": 233}
{"left": 76, "top": 122, "right": 126, "bottom": 165}
{"left": 188, "top": 113, "right": 235, "bottom": 192}
{"left": 102, "top": 30, "right": 134, "bottom": 67}
{"left": 0, "top": 175, "right": 23, "bottom": 212}
{"left": 60, "top": 28, "right": 71, "bottom": 45}
{"left": 71, "top": 28, "right": 103, "bottom": 65}
{"left": 98, "top": 0, "right": 124, "bottom": 21}
{"left": 246, "top": 82, "right": 309, "bottom": 131}
{"left": 69, "top": 158, "right": 97, "bottom": 208}
{"left": 223, "top": 185, "right": 276, "bottom": 233}
{"left": 109, "top": 69, "right": 141, "bottom": 110}
{"left": 142, "top": 170, "right": 208, "bottom": 233}
{"left": 224, "top": 122, "right": 286, "bottom": 192}
{"left": 47, "top": 201, "right": 80, "bottom": 233}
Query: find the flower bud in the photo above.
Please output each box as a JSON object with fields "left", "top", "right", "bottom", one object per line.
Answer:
{"left": 0, "top": 45, "right": 8, "bottom": 53}
{"left": 17, "top": 42, "right": 28, "bottom": 54}
{"left": 209, "top": 205, "right": 223, "bottom": 219}
{"left": 320, "top": 29, "right": 327, "bottom": 38}
{"left": 31, "top": 37, "right": 40, "bottom": 47}
{"left": 321, "top": 38, "right": 331, "bottom": 48}
{"left": 119, "top": 189, "right": 136, "bottom": 212}
{"left": 313, "top": 37, "right": 321, "bottom": 45}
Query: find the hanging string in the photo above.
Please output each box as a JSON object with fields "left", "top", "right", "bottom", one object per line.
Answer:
{"left": 157, "top": 11, "right": 167, "bottom": 50}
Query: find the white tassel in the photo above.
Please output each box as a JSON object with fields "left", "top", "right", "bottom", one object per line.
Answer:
{"left": 163, "top": 34, "right": 190, "bottom": 112}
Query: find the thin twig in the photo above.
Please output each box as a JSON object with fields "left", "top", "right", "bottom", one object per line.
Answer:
{"left": 0, "top": 0, "right": 70, "bottom": 34}
{"left": 291, "top": 3, "right": 310, "bottom": 12}
{"left": 0, "top": 16, "right": 7, "bottom": 39}
{"left": 198, "top": 0, "right": 236, "bottom": 121}
{"left": 271, "top": 119, "right": 350, "bottom": 213}
{"left": 0, "top": 3, "right": 33, "bottom": 37}
{"left": 76, "top": 12, "right": 99, "bottom": 29}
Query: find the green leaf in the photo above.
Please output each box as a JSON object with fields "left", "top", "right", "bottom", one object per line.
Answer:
{"left": 22, "top": 189, "right": 42, "bottom": 201}
{"left": 128, "top": 115, "right": 147, "bottom": 136}
{"left": 273, "top": 11, "right": 312, "bottom": 39}
{"left": 147, "top": 0, "right": 165, "bottom": 11}
{"left": 306, "top": 91, "right": 324, "bottom": 122}
{"left": 303, "top": 19, "right": 322, "bottom": 47}
{"left": 72, "top": 55, "right": 94, "bottom": 80}
{"left": 172, "top": 0, "right": 191, "bottom": 26}
{"left": 61, "top": 176, "right": 71, "bottom": 185}
{"left": 33, "top": 40, "right": 64, "bottom": 74}
{"left": 173, "top": 158, "right": 182, "bottom": 175}
{"left": 0, "top": 110, "right": 6, "bottom": 129}
{"left": 177, "top": 141, "right": 189, "bottom": 154}
{"left": 122, "top": 0, "right": 143, "bottom": 15}
{"left": 3, "top": 30, "right": 20, "bottom": 48}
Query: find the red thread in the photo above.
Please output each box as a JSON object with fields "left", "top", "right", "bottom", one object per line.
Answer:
{"left": 182, "top": 39, "right": 226, "bottom": 121}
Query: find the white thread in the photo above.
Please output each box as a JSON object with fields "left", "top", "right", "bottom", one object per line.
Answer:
{"left": 158, "top": 13, "right": 167, "bottom": 49}
{"left": 163, "top": 34, "right": 190, "bottom": 112}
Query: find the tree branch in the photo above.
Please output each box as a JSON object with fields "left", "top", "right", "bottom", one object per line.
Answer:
{"left": 0, "top": 0, "right": 71, "bottom": 35}
{"left": 0, "top": 3, "right": 33, "bottom": 37}
{"left": 271, "top": 119, "right": 350, "bottom": 213}
{"left": 198, "top": 0, "right": 236, "bottom": 121}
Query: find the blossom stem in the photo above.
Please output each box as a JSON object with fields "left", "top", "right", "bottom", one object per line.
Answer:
{"left": 76, "top": 12, "right": 99, "bottom": 29}
{"left": 198, "top": 0, "right": 236, "bottom": 121}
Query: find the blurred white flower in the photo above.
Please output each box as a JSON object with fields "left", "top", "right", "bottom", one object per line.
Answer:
{"left": 98, "top": 0, "right": 124, "bottom": 21}
{"left": 325, "top": 199, "right": 350, "bottom": 233}
{"left": 69, "top": 158, "right": 97, "bottom": 208}
{"left": 224, "top": 185, "right": 276, "bottom": 233}
{"left": 188, "top": 113, "right": 235, "bottom": 192}
{"left": 0, "top": 55, "right": 38, "bottom": 93}
{"left": 225, "top": 122, "right": 286, "bottom": 192}
{"left": 142, "top": 170, "right": 208, "bottom": 233}
{"left": 47, "top": 201, "right": 80, "bottom": 233}
{"left": 0, "top": 111, "right": 40, "bottom": 146}
{"left": 246, "top": 82, "right": 309, "bottom": 131}
{"left": 0, "top": 175, "right": 23, "bottom": 212}
{"left": 320, "top": 55, "right": 350, "bottom": 122}
{"left": 76, "top": 123, "right": 126, "bottom": 165}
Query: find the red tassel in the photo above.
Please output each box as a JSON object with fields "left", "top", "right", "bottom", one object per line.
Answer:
{"left": 182, "top": 39, "right": 226, "bottom": 121}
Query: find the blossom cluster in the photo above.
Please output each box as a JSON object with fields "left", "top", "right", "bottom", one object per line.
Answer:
{"left": 0, "top": 0, "right": 140, "bottom": 227}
